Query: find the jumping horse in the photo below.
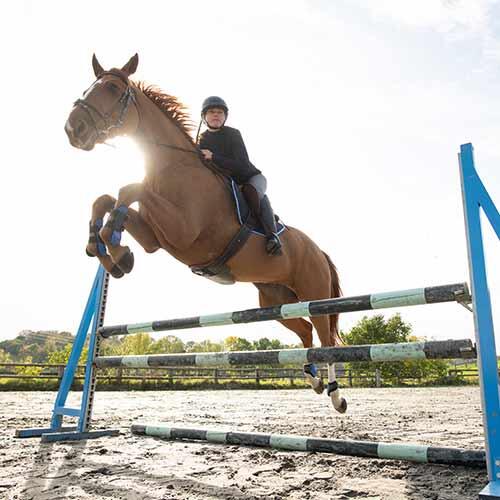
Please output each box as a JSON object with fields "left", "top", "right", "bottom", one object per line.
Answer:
{"left": 64, "top": 53, "right": 345, "bottom": 412}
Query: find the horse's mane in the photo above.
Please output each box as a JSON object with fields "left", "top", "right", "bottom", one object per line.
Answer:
{"left": 134, "top": 80, "right": 229, "bottom": 182}
{"left": 135, "top": 81, "right": 196, "bottom": 145}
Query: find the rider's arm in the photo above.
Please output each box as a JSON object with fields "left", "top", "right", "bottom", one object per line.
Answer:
{"left": 212, "top": 130, "right": 261, "bottom": 183}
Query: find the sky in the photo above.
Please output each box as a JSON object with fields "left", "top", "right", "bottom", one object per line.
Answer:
{"left": 1, "top": 0, "right": 498, "bottom": 350}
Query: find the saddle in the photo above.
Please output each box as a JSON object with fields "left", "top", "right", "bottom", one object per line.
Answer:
{"left": 190, "top": 179, "right": 286, "bottom": 284}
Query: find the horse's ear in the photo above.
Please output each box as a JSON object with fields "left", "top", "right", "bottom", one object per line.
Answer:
{"left": 92, "top": 54, "right": 104, "bottom": 77}
{"left": 121, "top": 53, "right": 139, "bottom": 76}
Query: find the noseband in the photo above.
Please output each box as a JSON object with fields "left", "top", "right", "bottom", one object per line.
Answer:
{"left": 73, "top": 71, "right": 137, "bottom": 142}
{"left": 71, "top": 72, "right": 216, "bottom": 162}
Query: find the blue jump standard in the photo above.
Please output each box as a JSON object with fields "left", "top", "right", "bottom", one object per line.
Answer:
{"left": 98, "top": 282, "right": 470, "bottom": 338}
{"left": 95, "top": 339, "right": 475, "bottom": 368}
{"left": 131, "top": 424, "right": 486, "bottom": 468}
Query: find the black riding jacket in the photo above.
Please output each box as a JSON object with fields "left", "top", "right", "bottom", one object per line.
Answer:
{"left": 198, "top": 126, "right": 261, "bottom": 184}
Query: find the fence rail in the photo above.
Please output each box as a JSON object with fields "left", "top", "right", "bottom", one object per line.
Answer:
{"left": 0, "top": 362, "right": 486, "bottom": 387}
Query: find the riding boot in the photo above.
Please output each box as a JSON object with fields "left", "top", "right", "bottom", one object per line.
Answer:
{"left": 259, "top": 195, "right": 282, "bottom": 256}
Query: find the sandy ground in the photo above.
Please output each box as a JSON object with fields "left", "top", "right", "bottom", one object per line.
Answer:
{"left": 0, "top": 387, "right": 489, "bottom": 500}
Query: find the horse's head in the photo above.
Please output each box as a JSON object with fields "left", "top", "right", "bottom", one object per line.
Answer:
{"left": 65, "top": 54, "right": 140, "bottom": 151}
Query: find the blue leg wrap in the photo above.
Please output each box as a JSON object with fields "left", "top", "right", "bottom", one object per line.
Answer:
{"left": 111, "top": 231, "right": 122, "bottom": 246}
{"left": 88, "top": 218, "right": 108, "bottom": 256}
{"left": 303, "top": 363, "right": 318, "bottom": 377}
{"left": 106, "top": 206, "right": 128, "bottom": 247}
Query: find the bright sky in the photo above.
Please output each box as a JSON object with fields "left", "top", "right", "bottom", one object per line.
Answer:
{"left": 2, "top": 0, "right": 498, "bottom": 349}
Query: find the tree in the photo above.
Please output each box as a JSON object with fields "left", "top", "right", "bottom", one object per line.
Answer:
{"left": 224, "top": 336, "right": 254, "bottom": 352}
{"left": 343, "top": 314, "right": 412, "bottom": 346}
{"left": 253, "top": 338, "right": 288, "bottom": 350}
{"left": 343, "top": 314, "right": 448, "bottom": 385}
{"left": 47, "top": 343, "right": 88, "bottom": 365}
{"left": 185, "top": 340, "right": 224, "bottom": 353}
{"left": 14, "top": 356, "right": 43, "bottom": 377}
{"left": 151, "top": 336, "right": 185, "bottom": 354}
{"left": 119, "top": 333, "right": 155, "bottom": 355}
{"left": 0, "top": 349, "right": 11, "bottom": 363}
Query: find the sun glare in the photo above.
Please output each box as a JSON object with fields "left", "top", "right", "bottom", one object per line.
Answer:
{"left": 89, "top": 137, "right": 146, "bottom": 191}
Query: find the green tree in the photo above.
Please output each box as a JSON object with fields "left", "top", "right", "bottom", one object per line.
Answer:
{"left": 119, "top": 333, "right": 155, "bottom": 355}
{"left": 253, "top": 338, "right": 288, "bottom": 350}
{"left": 47, "top": 343, "right": 88, "bottom": 365}
{"left": 186, "top": 340, "right": 224, "bottom": 352}
{"left": 151, "top": 336, "right": 185, "bottom": 354}
{"left": 224, "top": 336, "right": 254, "bottom": 351}
{"left": 14, "top": 356, "right": 43, "bottom": 377}
{"left": 0, "top": 349, "right": 11, "bottom": 363}
{"left": 343, "top": 314, "right": 412, "bottom": 346}
{"left": 343, "top": 314, "right": 448, "bottom": 385}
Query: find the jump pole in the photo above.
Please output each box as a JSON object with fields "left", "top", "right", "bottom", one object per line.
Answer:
{"left": 98, "top": 282, "right": 470, "bottom": 338}
{"left": 131, "top": 424, "right": 486, "bottom": 468}
{"left": 96, "top": 338, "right": 475, "bottom": 368}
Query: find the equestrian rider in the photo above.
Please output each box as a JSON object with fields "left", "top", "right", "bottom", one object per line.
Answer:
{"left": 198, "top": 96, "right": 282, "bottom": 256}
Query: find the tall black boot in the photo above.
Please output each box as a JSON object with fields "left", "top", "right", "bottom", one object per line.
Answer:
{"left": 259, "top": 195, "right": 282, "bottom": 256}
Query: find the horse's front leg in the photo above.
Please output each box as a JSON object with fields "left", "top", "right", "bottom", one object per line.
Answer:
{"left": 99, "top": 183, "right": 160, "bottom": 275}
{"left": 86, "top": 194, "right": 126, "bottom": 278}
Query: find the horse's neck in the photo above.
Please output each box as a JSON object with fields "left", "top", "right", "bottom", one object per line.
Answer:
{"left": 132, "top": 91, "right": 231, "bottom": 208}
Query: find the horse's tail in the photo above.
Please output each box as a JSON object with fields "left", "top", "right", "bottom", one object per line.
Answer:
{"left": 322, "top": 251, "right": 344, "bottom": 345}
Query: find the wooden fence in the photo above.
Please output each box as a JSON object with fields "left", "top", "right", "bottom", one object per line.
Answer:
{"left": 0, "top": 362, "right": 484, "bottom": 388}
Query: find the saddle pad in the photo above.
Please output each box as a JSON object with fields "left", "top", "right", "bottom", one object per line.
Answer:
{"left": 230, "top": 180, "right": 286, "bottom": 236}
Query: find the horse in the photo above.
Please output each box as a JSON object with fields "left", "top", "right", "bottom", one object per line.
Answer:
{"left": 64, "top": 53, "right": 346, "bottom": 412}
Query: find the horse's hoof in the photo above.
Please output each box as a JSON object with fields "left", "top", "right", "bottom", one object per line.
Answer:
{"left": 110, "top": 265, "right": 125, "bottom": 279}
{"left": 313, "top": 378, "right": 324, "bottom": 394}
{"left": 333, "top": 397, "right": 347, "bottom": 414}
{"left": 117, "top": 250, "right": 134, "bottom": 274}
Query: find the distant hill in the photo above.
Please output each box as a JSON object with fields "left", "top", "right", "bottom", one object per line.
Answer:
{"left": 0, "top": 330, "right": 74, "bottom": 363}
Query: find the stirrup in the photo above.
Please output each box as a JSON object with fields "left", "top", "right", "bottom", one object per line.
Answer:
{"left": 266, "top": 233, "right": 282, "bottom": 255}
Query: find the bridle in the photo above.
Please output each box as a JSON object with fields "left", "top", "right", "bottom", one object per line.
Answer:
{"left": 73, "top": 71, "right": 138, "bottom": 143}
{"left": 72, "top": 71, "right": 210, "bottom": 160}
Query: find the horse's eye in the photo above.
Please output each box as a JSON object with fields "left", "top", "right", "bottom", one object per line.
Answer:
{"left": 106, "top": 82, "right": 119, "bottom": 92}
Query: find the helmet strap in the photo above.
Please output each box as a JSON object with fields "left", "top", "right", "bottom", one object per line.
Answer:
{"left": 195, "top": 119, "right": 203, "bottom": 143}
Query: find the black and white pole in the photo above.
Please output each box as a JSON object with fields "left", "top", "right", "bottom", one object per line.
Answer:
{"left": 95, "top": 339, "right": 475, "bottom": 369}
{"left": 131, "top": 424, "right": 486, "bottom": 468}
{"left": 98, "top": 283, "right": 470, "bottom": 338}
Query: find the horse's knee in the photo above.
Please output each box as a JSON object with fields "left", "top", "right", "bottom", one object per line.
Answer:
{"left": 92, "top": 194, "right": 115, "bottom": 213}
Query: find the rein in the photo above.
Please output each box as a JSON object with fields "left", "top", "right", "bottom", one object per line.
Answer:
{"left": 73, "top": 72, "right": 227, "bottom": 177}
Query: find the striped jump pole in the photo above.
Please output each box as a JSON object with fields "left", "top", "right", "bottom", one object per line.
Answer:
{"left": 131, "top": 424, "right": 486, "bottom": 468}
{"left": 99, "top": 282, "right": 470, "bottom": 338}
{"left": 95, "top": 339, "right": 475, "bottom": 368}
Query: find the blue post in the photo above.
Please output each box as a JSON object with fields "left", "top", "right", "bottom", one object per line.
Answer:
{"left": 79, "top": 266, "right": 107, "bottom": 432}
{"left": 459, "top": 143, "right": 500, "bottom": 499}
{"left": 16, "top": 266, "right": 119, "bottom": 441}
{"left": 49, "top": 268, "right": 101, "bottom": 430}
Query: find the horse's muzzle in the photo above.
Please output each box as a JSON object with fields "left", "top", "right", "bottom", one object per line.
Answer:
{"left": 65, "top": 114, "right": 96, "bottom": 151}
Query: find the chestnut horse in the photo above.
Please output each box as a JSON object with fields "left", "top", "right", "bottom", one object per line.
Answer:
{"left": 65, "top": 54, "right": 346, "bottom": 412}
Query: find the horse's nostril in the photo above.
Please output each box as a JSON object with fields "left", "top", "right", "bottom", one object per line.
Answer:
{"left": 76, "top": 120, "right": 87, "bottom": 137}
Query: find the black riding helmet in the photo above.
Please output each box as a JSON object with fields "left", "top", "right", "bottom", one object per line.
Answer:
{"left": 201, "top": 96, "right": 229, "bottom": 116}
{"left": 197, "top": 96, "right": 229, "bottom": 140}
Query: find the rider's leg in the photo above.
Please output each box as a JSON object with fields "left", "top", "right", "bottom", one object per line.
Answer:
{"left": 259, "top": 195, "right": 282, "bottom": 255}
{"left": 242, "top": 174, "right": 282, "bottom": 256}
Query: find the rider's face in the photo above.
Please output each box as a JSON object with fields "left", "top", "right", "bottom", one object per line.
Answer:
{"left": 205, "top": 108, "right": 226, "bottom": 129}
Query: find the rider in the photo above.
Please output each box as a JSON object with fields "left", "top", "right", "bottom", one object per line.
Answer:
{"left": 198, "top": 96, "right": 282, "bottom": 256}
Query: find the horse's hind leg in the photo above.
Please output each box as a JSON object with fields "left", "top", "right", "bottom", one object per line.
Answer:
{"left": 291, "top": 253, "right": 347, "bottom": 413}
{"left": 256, "top": 284, "right": 324, "bottom": 394}
{"left": 310, "top": 315, "right": 347, "bottom": 413}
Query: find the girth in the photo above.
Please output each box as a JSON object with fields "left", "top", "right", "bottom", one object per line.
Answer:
{"left": 190, "top": 216, "right": 255, "bottom": 285}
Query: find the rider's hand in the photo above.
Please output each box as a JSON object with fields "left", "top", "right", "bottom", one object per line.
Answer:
{"left": 201, "top": 149, "right": 213, "bottom": 161}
